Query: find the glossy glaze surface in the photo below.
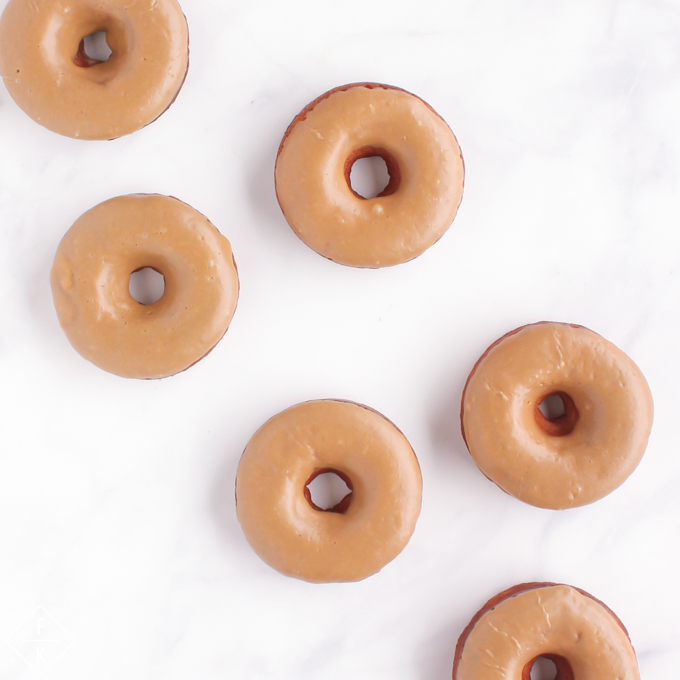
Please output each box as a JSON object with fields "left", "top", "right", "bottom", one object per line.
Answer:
{"left": 235, "top": 400, "right": 422, "bottom": 582}
{"left": 0, "top": 0, "right": 189, "bottom": 139}
{"left": 275, "top": 83, "right": 465, "bottom": 268}
{"left": 50, "top": 194, "right": 239, "bottom": 379}
{"left": 454, "top": 583, "right": 639, "bottom": 680}
{"left": 461, "top": 323, "right": 653, "bottom": 509}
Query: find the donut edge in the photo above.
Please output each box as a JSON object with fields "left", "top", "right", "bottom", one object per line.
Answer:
{"left": 459, "top": 321, "right": 654, "bottom": 509}
{"left": 51, "top": 193, "right": 239, "bottom": 379}
{"left": 131, "top": 9, "right": 191, "bottom": 141}
{"left": 143, "top": 193, "right": 239, "bottom": 379}
{"left": 106, "top": 5, "right": 191, "bottom": 141}
{"left": 451, "top": 581, "right": 636, "bottom": 679}
{"left": 273, "top": 82, "right": 466, "bottom": 268}
{"left": 234, "top": 398, "right": 423, "bottom": 582}
{"left": 0, "top": 0, "right": 191, "bottom": 140}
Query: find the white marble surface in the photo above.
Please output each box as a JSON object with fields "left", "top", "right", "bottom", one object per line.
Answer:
{"left": 1, "top": 0, "right": 679, "bottom": 677}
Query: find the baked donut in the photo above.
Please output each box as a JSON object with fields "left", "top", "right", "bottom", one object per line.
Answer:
{"left": 50, "top": 194, "right": 239, "bottom": 379}
{"left": 0, "top": 0, "right": 189, "bottom": 139}
{"left": 235, "top": 400, "right": 422, "bottom": 582}
{"left": 460, "top": 322, "right": 653, "bottom": 509}
{"left": 453, "top": 582, "right": 640, "bottom": 680}
{"left": 275, "top": 83, "right": 465, "bottom": 268}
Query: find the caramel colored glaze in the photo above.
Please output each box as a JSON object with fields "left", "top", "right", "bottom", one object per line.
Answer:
{"left": 274, "top": 83, "right": 465, "bottom": 268}
{"left": 50, "top": 194, "right": 239, "bottom": 379}
{"left": 461, "top": 322, "right": 653, "bottom": 509}
{"left": 0, "top": 0, "right": 189, "bottom": 140}
{"left": 453, "top": 583, "right": 639, "bottom": 680}
{"left": 235, "top": 400, "right": 422, "bottom": 583}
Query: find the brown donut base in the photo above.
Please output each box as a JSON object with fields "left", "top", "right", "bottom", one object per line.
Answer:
{"left": 452, "top": 582, "right": 633, "bottom": 680}
{"left": 274, "top": 82, "right": 465, "bottom": 268}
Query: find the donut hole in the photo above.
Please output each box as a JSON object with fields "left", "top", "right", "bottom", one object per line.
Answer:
{"left": 530, "top": 658, "right": 557, "bottom": 680}
{"left": 524, "top": 655, "right": 573, "bottom": 680}
{"left": 345, "top": 146, "right": 401, "bottom": 199}
{"left": 75, "top": 31, "right": 112, "bottom": 67}
{"left": 349, "top": 156, "right": 390, "bottom": 199}
{"left": 304, "top": 469, "right": 353, "bottom": 514}
{"left": 129, "top": 267, "right": 165, "bottom": 305}
{"left": 538, "top": 393, "right": 566, "bottom": 420}
{"left": 535, "top": 391, "right": 579, "bottom": 437}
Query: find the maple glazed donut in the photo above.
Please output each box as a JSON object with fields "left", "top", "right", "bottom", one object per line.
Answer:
{"left": 235, "top": 400, "right": 422, "bottom": 582}
{"left": 461, "top": 322, "right": 653, "bottom": 509}
{"left": 0, "top": 0, "right": 189, "bottom": 139}
{"left": 274, "top": 83, "right": 465, "bottom": 268}
{"left": 50, "top": 194, "right": 239, "bottom": 379}
{"left": 453, "top": 582, "right": 640, "bottom": 680}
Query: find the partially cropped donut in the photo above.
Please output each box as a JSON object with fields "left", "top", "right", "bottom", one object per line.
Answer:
{"left": 0, "top": 0, "right": 189, "bottom": 139}
{"left": 461, "top": 322, "right": 653, "bottom": 509}
{"left": 453, "top": 582, "right": 640, "bottom": 680}
{"left": 275, "top": 83, "right": 465, "bottom": 268}
{"left": 50, "top": 194, "right": 239, "bottom": 379}
{"left": 235, "top": 400, "right": 422, "bottom": 582}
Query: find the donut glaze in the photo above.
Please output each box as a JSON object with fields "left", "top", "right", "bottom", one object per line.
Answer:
{"left": 461, "top": 322, "right": 653, "bottom": 509}
{"left": 50, "top": 194, "right": 239, "bottom": 379}
{"left": 275, "top": 83, "right": 465, "bottom": 268}
{"left": 235, "top": 400, "right": 422, "bottom": 583}
{"left": 0, "top": 0, "right": 189, "bottom": 139}
{"left": 453, "top": 583, "right": 640, "bottom": 680}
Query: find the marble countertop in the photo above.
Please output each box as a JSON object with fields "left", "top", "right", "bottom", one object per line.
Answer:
{"left": 1, "top": 0, "right": 679, "bottom": 677}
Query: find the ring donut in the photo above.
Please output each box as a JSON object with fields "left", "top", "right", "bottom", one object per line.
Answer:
{"left": 0, "top": 0, "right": 189, "bottom": 139}
{"left": 274, "top": 83, "right": 465, "bottom": 268}
{"left": 460, "top": 322, "right": 653, "bottom": 509}
{"left": 453, "top": 582, "right": 640, "bottom": 680}
{"left": 235, "top": 399, "right": 422, "bottom": 582}
{"left": 50, "top": 194, "right": 239, "bottom": 379}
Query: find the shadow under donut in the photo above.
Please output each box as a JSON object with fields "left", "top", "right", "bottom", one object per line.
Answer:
{"left": 429, "top": 355, "right": 480, "bottom": 474}
{"left": 416, "top": 615, "right": 467, "bottom": 680}
{"left": 209, "top": 442, "right": 261, "bottom": 564}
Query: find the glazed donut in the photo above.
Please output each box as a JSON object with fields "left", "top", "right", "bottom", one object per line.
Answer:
{"left": 235, "top": 400, "right": 422, "bottom": 582}
{"left": 453, "top": 582, "right": 640, "bottom": 680}
{"left": 274, "top": 83, "right": 465, "bottom": 268}
{"left": 460, "top": 322, "right": 653, "bottom": 509}
{"left": 0, "top": 0, "right": 189, "bottom": 139}
{"left": 50, "top": 194, "right": 239, "bottom": 379}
